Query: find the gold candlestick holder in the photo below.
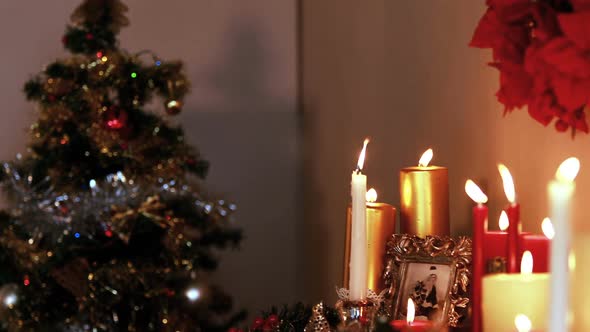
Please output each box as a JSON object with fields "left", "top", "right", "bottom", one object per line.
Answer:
{"left": 336, "top": 300, "right": 377, "bottom": 331}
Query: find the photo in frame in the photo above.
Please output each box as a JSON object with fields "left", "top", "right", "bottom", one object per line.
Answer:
{"left": 383, "top": 234, "right": 472, "bottom": 327}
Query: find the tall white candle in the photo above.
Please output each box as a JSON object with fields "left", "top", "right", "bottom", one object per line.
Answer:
{"left": 349, "top": 138, "right": 369, "bottom": 301}
{"left": 548, "top": 157, "right": 580, "bottom": 332}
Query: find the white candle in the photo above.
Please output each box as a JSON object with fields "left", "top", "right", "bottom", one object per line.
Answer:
{"left": 548, "top": 157, "right": 580, "bottom": 332}
{"left": 349, "top": 138, "right": 369, "bottom": 301}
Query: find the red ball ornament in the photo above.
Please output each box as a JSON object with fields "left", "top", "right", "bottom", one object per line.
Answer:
{"left": 251, "top": 317, "right": 264, "bottom": 330}
{"left": 85, "top": 33, "right": 94, "bottom": 40}
{"left": 261, "top": 322, "right": 273, "bottom": 332}
{"left": 104, "top": 106, "right": 128, "bottom": 130}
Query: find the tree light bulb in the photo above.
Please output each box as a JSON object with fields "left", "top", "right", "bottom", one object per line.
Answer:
{"left": 185, "top": 287, "right": 200, "bottom": 302}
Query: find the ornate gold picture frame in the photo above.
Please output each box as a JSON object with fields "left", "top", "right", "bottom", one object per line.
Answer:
{"left": 383, "top": 234, "right": 472, "bottom": 327}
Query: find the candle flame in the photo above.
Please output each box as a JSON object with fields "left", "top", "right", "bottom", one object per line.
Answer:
{"left": 366, "top": 188, "right": 377, "bottom": 202}
{"left": 514, "top": 314, "right": 532, "bottom": 332}
{"left": 542, "top": 217, "right": 555, "bottom": 239}
{"left": 356, "top": 138, "right": 370, "bottom": 171}
{"left": 406, "top": 298, "right": 415, "bottom": 324}
{"left": 521, "top": 251, "right": 533, "bottom": 274}
{"left": 418, "top": 148, "right": 433, "bottom": 167}
{"left": 465, "top": 180, "right": 488, "bottom": 204}
{"left": 556, "top": 157, "right": 580, "bottom": 182}
{"left": 498, "top": 164, "right": 516, "bottom": 203}
{"left": 499, "top": 211, "right": 509, "bottom": 231}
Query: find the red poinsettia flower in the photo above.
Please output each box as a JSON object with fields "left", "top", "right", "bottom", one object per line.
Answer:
{"left": 471, "top": 0, "right": 590, "bottom": 135}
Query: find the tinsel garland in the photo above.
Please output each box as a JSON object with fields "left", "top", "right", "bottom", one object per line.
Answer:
{"left": 0, "top": 165, "right": 244, "bottom": 331}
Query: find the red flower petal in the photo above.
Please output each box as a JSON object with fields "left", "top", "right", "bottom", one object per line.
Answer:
{"left": 527, "top": 93, "right": 555, "bottom": 126}
{"left": 558, "top": 12, "right": 590, "bottom": 50}
{"left": 555, "top": 119, "right": 569, "bottom": 132}
{"left": 470, "top": 9, "right": 501, "bottom": 49}
{"left": 552, "top": 76, "right": 590, "bottom": 111}
{"left": 490, "top": 62, "right": 533, "bottom": 111}
{"left": 537, "top": 38, "right": 590, "bottom": 78}
{"left": 571, "top": 0, "right": 590, "bottom": 11}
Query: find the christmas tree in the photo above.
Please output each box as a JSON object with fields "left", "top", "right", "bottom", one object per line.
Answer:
{"left": 0, "top": 1, "right": 243, "bottom": 331}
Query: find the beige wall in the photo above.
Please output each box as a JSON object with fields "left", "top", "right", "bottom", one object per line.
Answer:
{"left": 302, "top": 0, "right": 590, "bottom": 304}
{"left": 0, "top": 0, "right": 298, "bottom": 317}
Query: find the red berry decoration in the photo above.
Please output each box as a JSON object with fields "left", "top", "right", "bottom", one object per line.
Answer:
{"left": 261, "top": 322, "right": 273, "bottom": 332}
{"left": 251, "top": 317, "right": 264, "bottom": 330}
{"left": 267, "top": 314, "right": 279, "bottom": 327}
{"left": 103, "top": 105, "right": 128, "bottom": 130}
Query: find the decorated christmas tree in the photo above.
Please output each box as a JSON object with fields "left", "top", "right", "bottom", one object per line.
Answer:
{"left": 0, "top": 1, "right": 243, "bottom": 331}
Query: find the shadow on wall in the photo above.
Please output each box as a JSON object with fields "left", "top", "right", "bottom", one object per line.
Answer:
{"left": 179, "top": 15, "right": 301, "bottom": 319}
{"left": 190, "top": 17, "right": 283, "bottom": 112}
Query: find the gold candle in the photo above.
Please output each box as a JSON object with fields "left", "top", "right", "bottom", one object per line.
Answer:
{"left": 343, "top": 188, "right": 397, "bottom": 293}
{"left": 399, "top": 149, "right": 449, "bottom": 236}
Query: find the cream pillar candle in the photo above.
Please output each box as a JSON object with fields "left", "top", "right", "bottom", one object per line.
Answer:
{"left": 548, "top": 157, "right": 579, "bottom": 332}
{"left": 482, "top": 251, "right": 549, "bottom": 331}
{"left": 349, "top": 138, "right": 369, "bottom": 301}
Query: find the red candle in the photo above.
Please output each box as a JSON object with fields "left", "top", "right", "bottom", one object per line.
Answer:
{"left": 498, "top": 164, "right": 520, "bottom": 273}
{"left": 465, "top": 180, "right": 488, "bottom": 332}
{"left": 390, "top": 320, "right": 433, "bottom": 332}
{"left": 483, "top": 231, "right": 507, "bottom": 264}
{"left": 519, "top": 234, "right": 549, "bottom": 273}
{"left": 392, "top": 298, "right": 435, "bottom": 332}
{"left": 506, "top": 203, "right": 521, "bottom": 273}
{"left": 483, "top": 211, "right": 509, "bottom": 266}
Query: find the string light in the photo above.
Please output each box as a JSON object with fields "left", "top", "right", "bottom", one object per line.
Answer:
{"left": 185, "top": 287, "right": 200, "bottom": 301}
{"left": 4, "top": 293, "right": 17, "bottom": 307}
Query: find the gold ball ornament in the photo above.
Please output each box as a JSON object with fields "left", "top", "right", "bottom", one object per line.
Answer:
{"left": 165, "top": 99, "right": 182, "bottom": 115}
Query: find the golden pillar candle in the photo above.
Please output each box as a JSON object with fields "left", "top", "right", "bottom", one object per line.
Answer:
{"left": 399, "top": 149, "right": 449, "bottom": 236}
{"left": 343, "top": 188, "right": 396, "bottom": 293}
